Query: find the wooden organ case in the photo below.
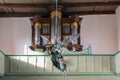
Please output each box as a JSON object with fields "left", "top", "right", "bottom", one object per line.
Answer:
{"left": 30, "top": 6, "right": 83, "bottom": 51}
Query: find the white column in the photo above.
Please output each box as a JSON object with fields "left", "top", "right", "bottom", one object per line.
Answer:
{"left": 116, "top": 6, "right": 120, "bottom": 50}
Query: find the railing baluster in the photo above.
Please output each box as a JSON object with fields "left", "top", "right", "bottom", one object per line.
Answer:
{"left": 18, "top": 56, "right": 20, "bottom": 72}
{"left": 76, "top": 56, "right": 78, "bottom": 72}
{"left": 43, "top": 56, "right": 45, "bottom": 72}
{"left": 108, "top": 56, "right": 110, "bottom": 72}
{"left": 68, "top": 56, "right": 70, "bottom": 72}
{"left": 36, "top": 56, "right": 37, "bottom": 72}
{"left": 115, "top": 55, "right": 117, "bottom": 74}
{"left": 92, "top": 56, "right": 94, "bottom": 72}
{"left": 27, "top": 56, "right": 29, "bottom": 72}
{"left": 84, "top": 56, "right": 87, "bottom": 72}
{"left": 52, "top": 57, "right": 53, "bottom": 72}
{"left": 100, "top": 56, "right": 103, "bottom": 72}
{"left": 9, "top": 56, "right": 12, "bottom": 72}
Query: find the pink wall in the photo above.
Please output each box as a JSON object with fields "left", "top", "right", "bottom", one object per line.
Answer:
{"left": 81, "top": 15, "right": 118, "bottom": 54}
{"left": 116, "top": 6, "right": 120, "bottom": 50}
{"left": 0, "top": 18, "right": 14, "bottom": 54}
{"left": 0, "top": 15, "right": 118, "bottom": 54}
{"left": 0, "top": 18, "right": 31, "bottom": 55}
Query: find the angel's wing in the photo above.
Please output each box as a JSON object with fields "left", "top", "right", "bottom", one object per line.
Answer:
{"left": 61, "top": 36, "right": 70, "bottom": 46}
{"left": 70, "top": 34, "right": 80, "bottom": 39}
{"left": 69, "top": 34, "right": 80, "bottom": 44}
{"left": 62, "top": 33, "right": 80, "bottom": 46}
{"left": 41, "top": 35, "right": 50, "bottom": 45}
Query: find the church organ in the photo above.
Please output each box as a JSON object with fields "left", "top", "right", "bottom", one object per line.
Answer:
{"left": 30, "top": 6, "right": 83, "bottom": 51}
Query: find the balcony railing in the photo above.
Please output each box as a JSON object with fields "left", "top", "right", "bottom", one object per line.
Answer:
{"left": 0, "top": 48, "right": 120, "bottom": 76}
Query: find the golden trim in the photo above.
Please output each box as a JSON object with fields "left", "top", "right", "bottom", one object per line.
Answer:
{"left": 71, "top": 21, "right": 78, "bottom": 28}
{"left": 42, "top": 23, "right": 50, "bottom": 27}
{"left": 63, "top": 23, "right": 70, "bottom": 26}
{"left": 50, "top": 11, "right": 62, "bottom": 18}
{"left": 35, "top": 22, "right": 41, "bottom": 28}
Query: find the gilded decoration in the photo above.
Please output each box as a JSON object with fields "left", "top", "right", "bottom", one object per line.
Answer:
{"left": 50, "top": 11, "right": 62, "bottom": 18}
{"left": 35, "top": 22, "right": 41, "bottom": 28}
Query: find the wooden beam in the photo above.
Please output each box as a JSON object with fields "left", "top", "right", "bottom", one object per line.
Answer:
{"left": 60, "top": 1, "right": 120, "bottom": 7}
{"left": 0, "top": 11, "right": 115, "bottom": 17}
{"left": 63, "top": 11, "right": 115, "bottom": 17}
{"left": 0, "top": 12, "right": 49, "bottom": 17}
{"left": 0, "top": 3, "right": 50, "bottom": 8}
{"left": 0, "top": 1, "right": 120, "bottom": 9}
{"left": 0, "top": 3, "right": 49, "bottom": 8}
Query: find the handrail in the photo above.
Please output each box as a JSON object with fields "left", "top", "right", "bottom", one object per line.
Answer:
{"left": 114, "top": 51, "right": 120, "bottom": 75}
{"left": 0, "top": 50, "right": 6, "bottom": 56}
{"left": 5, "top": 53, "right": 114, "bottom": 56}
{"left": 0, "top": 50, "right": 5, "bottom": 77}
{"left": 4, "top": 72, "right": 115, "bottom": 76}
{"left": 114, "top": 51, "right": 120, "bottom": 56}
